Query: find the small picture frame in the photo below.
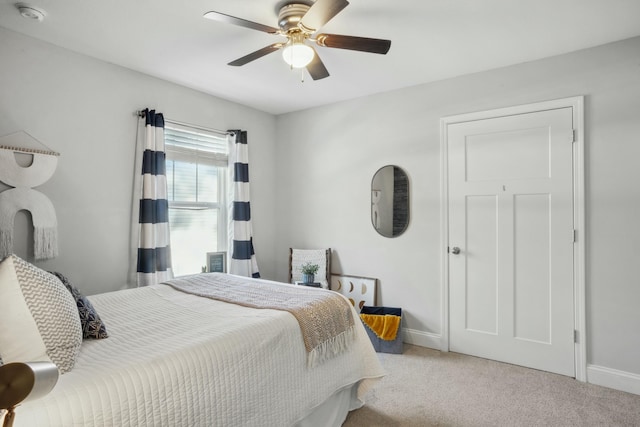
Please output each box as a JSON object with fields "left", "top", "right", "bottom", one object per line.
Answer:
{"left": 206, "top": 251, "right": 227, "bottom": 273}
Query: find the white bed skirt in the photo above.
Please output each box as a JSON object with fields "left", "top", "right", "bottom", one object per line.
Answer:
{"left": 295, "top": 382, "right": 362, "bottom": 427}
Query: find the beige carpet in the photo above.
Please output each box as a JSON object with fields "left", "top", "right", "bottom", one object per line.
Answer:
{"left": 344, "top": 344, "right": 640, "bottom": 426}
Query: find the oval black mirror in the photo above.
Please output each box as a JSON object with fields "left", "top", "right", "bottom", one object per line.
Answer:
{"left": 371, "top": 165, "right": 409, "bottom": 237}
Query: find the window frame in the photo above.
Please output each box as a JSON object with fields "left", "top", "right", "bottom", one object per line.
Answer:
{"left": 164, "top": 123, "right": 229, "bottom": 271}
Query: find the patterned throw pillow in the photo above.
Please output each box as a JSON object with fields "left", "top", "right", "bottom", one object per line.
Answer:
{"left": 50, "top": 272, "right": 108, "bottom": 339}
{"left": 0, "top": 254, "right": 82, "bottom": 374}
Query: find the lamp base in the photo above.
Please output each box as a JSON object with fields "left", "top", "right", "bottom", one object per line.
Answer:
{"left": 2, "top": 407, "right": 15, "bottom": 427}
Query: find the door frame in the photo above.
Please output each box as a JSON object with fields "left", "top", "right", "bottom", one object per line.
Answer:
{"left": 439, "top": 96, "right": 586, "bottom": 381}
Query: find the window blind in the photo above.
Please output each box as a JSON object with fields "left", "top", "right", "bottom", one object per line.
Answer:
{"left": 165, "top": 124, "right": 228, "bottom": 204}
{"left": 164, "top": 124, "right": 228, "bottom": 166}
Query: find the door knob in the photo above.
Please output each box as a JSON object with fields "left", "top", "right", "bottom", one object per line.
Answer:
{"left": 451, "top": 247, "right": 461, "bottom": 255}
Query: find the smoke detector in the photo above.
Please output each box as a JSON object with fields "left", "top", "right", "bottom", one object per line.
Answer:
{"left": 16, "top": 3, "right": 47, "bottom": 22}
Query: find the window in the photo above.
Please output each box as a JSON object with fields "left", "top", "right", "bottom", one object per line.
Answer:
{"left": 164, "top": 122, "right": 228, "bottom": 277}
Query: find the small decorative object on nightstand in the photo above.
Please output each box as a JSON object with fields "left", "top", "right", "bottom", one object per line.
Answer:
{"left": 294, "top": 281, "right": 323, "bottom": 288}
{"left": 300, "top": 262, "right": 319, "bottom": 284}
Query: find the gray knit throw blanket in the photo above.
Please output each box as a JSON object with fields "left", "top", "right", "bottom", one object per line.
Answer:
{"left": 163, "top": 273, "right": 356, "bottom": 367}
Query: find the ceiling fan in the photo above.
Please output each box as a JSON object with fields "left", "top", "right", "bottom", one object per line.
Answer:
{"left": 203, "top": 0, "right": 391, "bottom": 80}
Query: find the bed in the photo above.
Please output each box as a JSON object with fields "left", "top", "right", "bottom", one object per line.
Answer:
{"left": 2, "top": 265, "right": 385, "bottom": 427}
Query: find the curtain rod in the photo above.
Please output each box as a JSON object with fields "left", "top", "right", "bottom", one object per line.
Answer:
{"left": 136, "top": 110, "right": 233, "bottom": 136}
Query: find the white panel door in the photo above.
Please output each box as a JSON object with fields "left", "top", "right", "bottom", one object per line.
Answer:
{"left": 448, "top": 107, "right": 575, "bottom": 377}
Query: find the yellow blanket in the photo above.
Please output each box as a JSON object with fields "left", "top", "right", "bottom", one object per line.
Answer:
{"left": 360, "top": 313, "right": 401, "bottom": 341}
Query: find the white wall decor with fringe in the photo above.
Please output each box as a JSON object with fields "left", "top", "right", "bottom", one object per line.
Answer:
{"left": 0, "top": 131, "right": 59, "bottom": 260}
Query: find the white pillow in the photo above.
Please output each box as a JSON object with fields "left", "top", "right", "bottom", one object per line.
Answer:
{"left": 0, "top": 255, "right": 82, "bottom": 373}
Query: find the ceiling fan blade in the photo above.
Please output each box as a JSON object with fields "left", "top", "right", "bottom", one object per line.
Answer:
{"left": 306, "top": 49, "right": 330, "bottom": 80}
{"left": 228, "top": 44, "right": 284, "bottom": 66}
{"left": 315, "top": 33, "right": 391, "bottom": 54}
{"left": 204, "top": 11, "right": 280, "bottom": 34}
{"left": 299, "top": 0, "right": 349, "bottom": 32}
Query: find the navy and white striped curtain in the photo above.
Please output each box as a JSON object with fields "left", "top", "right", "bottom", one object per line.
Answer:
{"left": 228, "top": 130, "right": 260, "bottom": 278}
{"left": 135, "top": 109, "right": 172, "bottom": 286}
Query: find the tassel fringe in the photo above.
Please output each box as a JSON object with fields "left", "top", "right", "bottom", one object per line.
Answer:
{"left": 0, "top": 227, "right": 58, "bottom": 260}
{"left": 308, "top": 325, "right": 356, "bottom": 368}
{"left": 0, "top": 187, "right": 59, "bottom": 260}
{"left": 34, "top": 226, "right": 58, "bottom": 260}
{"left": 0, "top": 229, "right": 12, "bottom": 260}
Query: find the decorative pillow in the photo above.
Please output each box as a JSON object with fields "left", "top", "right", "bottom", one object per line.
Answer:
{"left": 0, "top": 255, "right": 82, "bottom": 374}
{"left": 50, "top": 271, "right": 108, "bottom": 339}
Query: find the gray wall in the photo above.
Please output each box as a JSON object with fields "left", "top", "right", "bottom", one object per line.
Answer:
{"left": 275, "top": 36, "right": 640, "bottom": 380}
{"left": 0, "top": 28, "right": 278, "bottom": 294}
{"left": 2, "top": 24, "right": 640, "bottom": 391}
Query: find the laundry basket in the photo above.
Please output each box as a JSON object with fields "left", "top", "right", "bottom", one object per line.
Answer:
{"left": 360, "top": 306, "right": 403, "bottom": 354}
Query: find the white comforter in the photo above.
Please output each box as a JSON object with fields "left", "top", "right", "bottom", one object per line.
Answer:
{"left": 14, "top": 279, "right": 385, "bottom": 427}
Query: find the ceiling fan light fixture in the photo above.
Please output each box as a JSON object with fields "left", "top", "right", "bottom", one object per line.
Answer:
{"left": 204, "top": 0, "right": 390, "bottom": 80}
{"left": 282, "top": 42, "right": 314, "bottom": 68}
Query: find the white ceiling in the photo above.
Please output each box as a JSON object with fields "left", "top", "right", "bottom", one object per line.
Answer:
{"left": 1, "top": 0, "right": 640, "bottom": 115}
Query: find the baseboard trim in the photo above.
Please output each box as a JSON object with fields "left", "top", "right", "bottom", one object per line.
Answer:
{"left": 399, "top": 331, "right": 640, "bottom": 396}
{"left": 587, "top": 364, "right": 640, "bottom": 396}
{"left": 402, "top": 328, "right": 441, "bottom": 350}
{"left": 402, "top": 328, "right": 640, "bottom": 395}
